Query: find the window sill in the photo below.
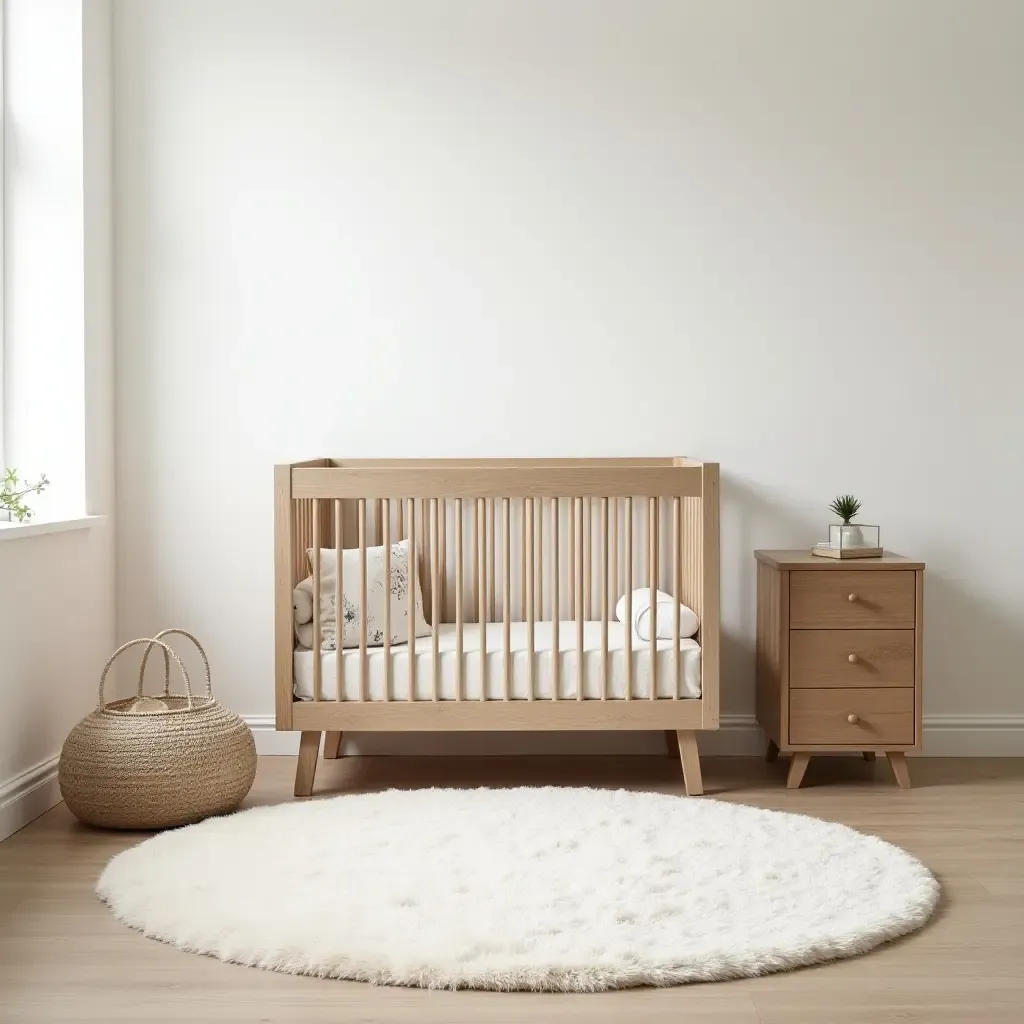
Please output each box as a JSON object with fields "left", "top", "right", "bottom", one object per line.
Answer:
{"left": 0, "top": 515, "right": 107, "bottom": 542}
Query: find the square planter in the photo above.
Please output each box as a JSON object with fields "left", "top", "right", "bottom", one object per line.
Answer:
{"left": 812, "top": 523, "right": 882, "bottom": 559}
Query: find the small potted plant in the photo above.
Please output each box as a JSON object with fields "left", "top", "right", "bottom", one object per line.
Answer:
{"left": 812, "top": 494, "right": 881, "bottom": 558}
{"left": 830, "top": 494, "right": 863, "bottom": 549}
{"left": 0, "top": 469, "right": 50, "bottom": 524}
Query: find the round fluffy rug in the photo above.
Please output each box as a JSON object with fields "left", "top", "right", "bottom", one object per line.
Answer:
{"left": 96, "top": 786, "right": 938, "bottom": 991}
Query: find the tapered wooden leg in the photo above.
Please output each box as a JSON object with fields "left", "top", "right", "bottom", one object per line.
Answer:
{"left": 787, "top": 752, "right": 811, "bottom": 789}
{"left": 294, "top": 731, "right": 321, "bottom": 797}
{"left": 664, "top": 730, "right": 677, "bottom": 756}
{"left": 863, "top": 751, "right": 876, "bottom": 762}
{"left": 323, "top": 731, "right": 344, "bottom": 759}
{"left": 675, "top": 731, "right": 703, "bottom": 796}
{"left": 887, "top": 751, "right": 912, "bottom": 789}
{"left": 765, "top": 738, "right": 780, "bottom": 763}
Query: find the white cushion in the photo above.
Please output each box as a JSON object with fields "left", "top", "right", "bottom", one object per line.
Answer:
{"left": 614, "top": 589, "right": 699, "bottom": 641}
{"left": 303, "top": 539, "right": 430, "bottom": 650}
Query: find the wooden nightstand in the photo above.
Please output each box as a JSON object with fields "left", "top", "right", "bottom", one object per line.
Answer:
{"left": 754, "top": 550, "right": 924, "bottom": 789}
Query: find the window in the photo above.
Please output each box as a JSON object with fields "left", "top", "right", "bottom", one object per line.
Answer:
{"left": 0, "top": 1, "right": 6, "bottom": 471}
{"left": 0, "top": 0, "right": 102, "bottom": 529}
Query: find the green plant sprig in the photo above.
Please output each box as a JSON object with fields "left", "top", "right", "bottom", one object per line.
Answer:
{"left": 1, "top": 469, "right": 50, "bottom": 522}
{"left": 829, "top": 494, "right": 862, "bottom": 524}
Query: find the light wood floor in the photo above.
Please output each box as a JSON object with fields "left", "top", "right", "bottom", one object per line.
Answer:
{"left": 2, "top": 754, "right": 1023, "bottom": 1023}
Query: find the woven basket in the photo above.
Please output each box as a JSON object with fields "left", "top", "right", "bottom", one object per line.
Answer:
{"left": 59, "top": 629, "right": 257, "bottom": 830}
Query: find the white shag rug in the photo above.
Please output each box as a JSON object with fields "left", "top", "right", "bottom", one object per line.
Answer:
{"left": 97, "top": 786, "right": 939, "bottom": 992}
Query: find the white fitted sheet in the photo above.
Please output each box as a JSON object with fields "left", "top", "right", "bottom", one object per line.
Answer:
{"left": 294, "top": 620, "right": 701, "bottom": 701}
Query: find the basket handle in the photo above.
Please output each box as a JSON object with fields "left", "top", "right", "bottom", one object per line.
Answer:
{"left": 137, "top": 628, "right": 213, "bottom": 699}
{"left": 98, "top": 638, "right": 194, "bottom": 711}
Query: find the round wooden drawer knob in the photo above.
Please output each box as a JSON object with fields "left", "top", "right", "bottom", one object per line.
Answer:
{"left": 848, "top": 653, "right": 859, "bottom": 664}
{"left": 847, "top": 713, "right": 860, "bottom": 725}
{"left": 848, "top": 593, "right": 858, "bottom": 602}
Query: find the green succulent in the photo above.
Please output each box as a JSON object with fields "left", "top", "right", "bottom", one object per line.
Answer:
{"left": 829, "top": 494, "right": 862, "bottom": 524}
{"left": 1, "top": 469, "right": 50, "bottom": 523}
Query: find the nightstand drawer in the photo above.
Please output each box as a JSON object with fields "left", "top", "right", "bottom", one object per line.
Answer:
{"left": 789, "top": 688, "right": 915, "bottom": 746}
{"left": 790, "top": 570, "right": 915, "bottom": 629}
{"left": 790, "top": 629, "right": 915, "bottom": 688}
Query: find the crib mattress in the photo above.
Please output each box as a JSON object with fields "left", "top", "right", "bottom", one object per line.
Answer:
{"left": 293, "top": 620, "right": 701, "bottom": 702}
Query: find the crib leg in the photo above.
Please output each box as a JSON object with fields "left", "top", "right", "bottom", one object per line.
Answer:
{"left": 323, "top": 731, "right": 344, "bottom": 759}
{"left": 294, "top": 731, "right": 322, "bottom": 798}
{"left": 675, "top": 731, "right": 703, "bottom": 796}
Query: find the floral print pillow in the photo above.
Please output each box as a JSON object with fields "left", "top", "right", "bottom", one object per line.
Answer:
{"left": 306, "top": 539, "right": 430, "bottom": 650}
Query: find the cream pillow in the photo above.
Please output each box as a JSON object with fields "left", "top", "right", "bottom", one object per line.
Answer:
{"left": 305, "top": 539, "right": 430, "bottom": 650}
{"left": 615, "top": 589, "right": 699, "bottom": 641}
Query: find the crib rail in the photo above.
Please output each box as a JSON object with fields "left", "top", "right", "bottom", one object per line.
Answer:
{"left": 290, "top": 464, "right": 702, "bottom": 500}
{"left": 275, "top": 459, "right": 719, "bottom": 731}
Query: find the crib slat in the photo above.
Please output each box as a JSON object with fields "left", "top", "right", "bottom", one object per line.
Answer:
{"left": 575, "top": 497, "right": 584, "bottom": 700}
{"left": 397, "top": 499, "right": 404, "bottom": 541}
{"left": 359, "top": 498, "right": 368, "bottom": 702}
{"left": 624, "top": 496, "right": 633, "bottom": 700}
{"left": 293, "top": 498, "right": 307, "bottom": 595}
{"left": 583, "top": 497, "right": 592, "bottom": 621}
{"left": 439, "top": 499, "right": 446, "bottom": 623}
{"left": 673, "top": 495, "right": 680, "bottom": 700}
{"left": 312, "top": 498, "right": 322, "bottom": 702}
{"left": 472, "top": 498, "right": 480, "bottom": 625}
{"left": 551, "top": 497, "right": 560, "bottom": 700}
{"left": 488, "top": 498, "right": 496, "bottom": 623}
{"left": 408, "top": 498, "right": 416, "bottom": 700}
{"left": 526, "top": 497, "right": 535, "bottom": 700}
{"left": 611, "top": 497, "right": 618, "bottom": 605}
{"left": 420, "top": 498, "right": 428, "bottom": 616}
{"left": 478, "top": 497, "right": 487, "bottom": 700}
{"left": 455, "top": 497, "right": 463, "bottom": 701}
{"left": 567, "top": 495, "right": 575, "bottom": 619}
{"left": 536, "top": 498, "right": 544, "bottom": 620}
{"left": 502, "top": 497, "right": 511, "bottom": 701}
{"left": 520, "top": 500, "right": 527, "bottom": 622}
{"left": 382, "top": 499, "right": 390, "bottom": 702}
{"left": 601, "top": 496, "right": 608, "bottom": 700}
{"left": 334, "top": 499, "right": 343, "bottom": 703}
{"left": 431, "top": 498, "right": 440, "bottom": 701}
{"left": 375, "top": 498, "right": 383, "bottom": 546}
{"left": 649, "top": 496, "right": 657, "bottom": 701}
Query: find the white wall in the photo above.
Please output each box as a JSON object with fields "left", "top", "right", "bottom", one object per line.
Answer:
{"left": 113, "top": 0, "right": 1024, "bottom": 754}
{"left": 0, "top": 527, "right": 113, "bottom": 837}
{"left": 0, "top": 0, "right": 115, "bottom": 838}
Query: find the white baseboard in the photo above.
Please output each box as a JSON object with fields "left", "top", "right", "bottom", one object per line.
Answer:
{"left": 2, "top": 716, "right": 1016, "bottom": 843}
{"left": 245, "top": 713, "right": 1024, "bottom": 758}
{"left": 0, "top": 755, "right": 62, "bottom": 843}
{"left": 244, "top": 714, "right": 763, "bottom": 757}
{"left": 920, "top": 715, "right": 1024, "bottom": 757}
{"left": 246, "top": 717, "right": 306, "bottom": 755}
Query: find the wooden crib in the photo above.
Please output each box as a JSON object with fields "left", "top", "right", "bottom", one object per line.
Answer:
{"left": 274, "top": 458, "right": 719, "bottom": 796}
